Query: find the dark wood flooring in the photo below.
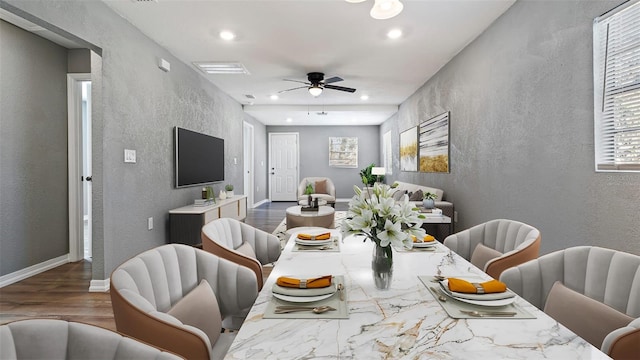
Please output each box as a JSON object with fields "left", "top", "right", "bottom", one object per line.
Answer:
{"left": 0, "top": 201, "right": 345, "bottom": 331}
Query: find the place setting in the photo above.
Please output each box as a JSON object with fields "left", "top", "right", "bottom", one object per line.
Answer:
{"left": 291, "top": 229, "right": 341, "bottom": 252}
{"left": 263, "top": 275, "right": 349, "bottom": 319}
{"left": 397, "top": 234, "right": 447, "bottom": 253}
{"left": 418, "top": 275, "right": 535, "bottom": 319}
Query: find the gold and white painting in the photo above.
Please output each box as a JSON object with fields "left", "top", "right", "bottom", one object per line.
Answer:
{"left": 419, "top": 111, "right": 450, "bottom": 173}
{"left": 400, "top": 126, "right": 418, "bottom": 172}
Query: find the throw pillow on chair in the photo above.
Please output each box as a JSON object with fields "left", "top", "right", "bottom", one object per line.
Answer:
{"left": 544, "top": 281, "right": 633, "bottom": 349}
{"left": 470, "top": 243, "right": 503, "bottom": 272}
{"left": 167, "top": 279, "right": 223, "bottom": 347}
{"left": 315, "top": 180, "right": 328, "bottom": 194}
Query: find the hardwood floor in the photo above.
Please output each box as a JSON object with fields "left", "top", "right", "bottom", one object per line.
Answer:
{"left": 0, "top": 260, "right": 116, "bottom": 330}
{"left": 0, "top": 201, "right": 344, "bottom": 330}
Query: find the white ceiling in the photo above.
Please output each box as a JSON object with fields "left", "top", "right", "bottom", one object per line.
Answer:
{"left": 104, "top": 0, "right": 515, "bottom": 126}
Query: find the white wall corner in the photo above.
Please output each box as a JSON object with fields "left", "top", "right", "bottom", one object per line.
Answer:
{"left": 0, "top": 254, "right": 69, "bottom": 288}
{"left": 89, "top": 278, "right": 110, "bottom": 292}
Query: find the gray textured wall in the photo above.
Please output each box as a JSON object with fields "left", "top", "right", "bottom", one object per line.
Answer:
{"left": 382, "top": 0, "right": 639, "bottom": 255}
{"left": 2, "top": 0, "right": 250, "bottom": 279}
{"left": 0, "top": 20, "right": 69, "bottom": 275}
{"left": 267, "top": 126, "right": 380, "bottom": 199}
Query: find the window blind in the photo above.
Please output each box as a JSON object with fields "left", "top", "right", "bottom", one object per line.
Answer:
{"left": 594, "top": 1, "right": 640, "bottom": 172}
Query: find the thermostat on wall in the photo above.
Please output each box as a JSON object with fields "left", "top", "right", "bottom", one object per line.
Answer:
{"left": 124, "top": 149, "right": 136, "bottom": 163}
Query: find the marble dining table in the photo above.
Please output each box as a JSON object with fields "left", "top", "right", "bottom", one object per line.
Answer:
{"left": 224, "top": 230, "right": 610, "bottom": 359}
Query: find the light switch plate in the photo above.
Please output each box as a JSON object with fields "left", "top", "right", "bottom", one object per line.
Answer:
{"left": 124, "top": 149, "right": 136, "bottom": 163}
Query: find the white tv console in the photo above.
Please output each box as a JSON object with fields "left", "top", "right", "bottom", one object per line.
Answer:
{"left": 169, "top": 195, "right": 247, "bottom": 247}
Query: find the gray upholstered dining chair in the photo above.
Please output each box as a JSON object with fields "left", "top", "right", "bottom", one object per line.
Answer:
{"left": 0, "top": 319, "right": 182, "bottom": 359}
{"left": 443, "top": 219, "right": 541, "bottom": 278}
{"left": 201, "top": 218, "right": 281, "bottom": 329}
{"left": 202, "top": 217, "right": 281, "bottom": 291}
{"left": 500, "top": 246, "right": 640, "bottom": 359}
{"left": 110, "top": 244, "right": 258, "bottom": 360}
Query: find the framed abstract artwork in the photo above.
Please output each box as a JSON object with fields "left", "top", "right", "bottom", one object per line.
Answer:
{"left": 383, "top": 130, "right": 393, "bottom": 175}
{"left": 419, "top": 111, "right": 450, "bottom": 173}
{"left": 400, "top": 126, "right": 418, "bottom": 172}
{"left": 328, "top": 137, "right": 358, "bottom": 168}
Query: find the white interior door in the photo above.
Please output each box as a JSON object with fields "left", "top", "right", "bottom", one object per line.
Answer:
{"left": 243, "top": 122, "right": 254, "bottom": 207}
{"left": 269, "top": 133, "right": 299, "bottom": 201}
{"left": 67, "top": 73, "right": 92, "bottom": 262}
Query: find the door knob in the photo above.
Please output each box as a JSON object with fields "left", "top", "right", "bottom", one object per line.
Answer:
{"left": 86, "top": 176, "right": 92, "bottom": 181}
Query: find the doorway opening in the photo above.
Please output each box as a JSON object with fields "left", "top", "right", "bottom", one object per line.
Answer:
{"left": 243, "top": 122, "right": 254, "bottom": 207}
{"left": 68, "top": 73, "right": 92, "bottom": 262}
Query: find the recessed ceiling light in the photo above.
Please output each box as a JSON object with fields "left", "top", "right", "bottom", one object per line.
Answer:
{"left": 286, "top": 118, "right": 293, "bottom": 123}
{"left": 360, "top": 95, "right": 370, "bottom": 101}
{"left": 387, "top": 29, "right": 402, "bottom": 39}
{"left": 219, "top": 30, "right": 235, "bottom": 41}
{"left": 270, "top": 94, "right": 279, "bottom": 100}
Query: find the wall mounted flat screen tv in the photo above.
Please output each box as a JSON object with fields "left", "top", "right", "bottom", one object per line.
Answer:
{"left": 175, "top": 127, "right": 224, "bottom": 188}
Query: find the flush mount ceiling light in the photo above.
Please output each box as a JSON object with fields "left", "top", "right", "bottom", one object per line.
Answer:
{"left": 346, "top": 0, "right": 403, "bottom": 20}
{"left": 308, "top": 85, "right": 323, "bottom": 97}
{"left": 371, "top": 0, "right": 404, "bottom": 19}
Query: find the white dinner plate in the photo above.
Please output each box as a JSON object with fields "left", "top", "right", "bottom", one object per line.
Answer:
{"left": 272, "top": 292, "right": 335, "bottom": 303}
{"left": 412, "top": 241, "right": 437, "bottom": 248}
{"left": 439, "top": 277, "right": 516, "bottom": 302}
{"left": 295, "top": 238, "right": 333, "bottom": 246}
{"left": 447, "top": 294, "right": 515, "bottom": 307}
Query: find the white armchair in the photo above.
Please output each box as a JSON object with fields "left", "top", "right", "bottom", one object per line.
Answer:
{"left": 297, "top": 177, "right": 336, "bottom": 206}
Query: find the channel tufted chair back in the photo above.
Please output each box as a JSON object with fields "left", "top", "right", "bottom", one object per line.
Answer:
{"left": 0, "top": 319, "right": 182, "bottom": 359}
{"left": 202, "top": 218, "right": 281, "bottom": 291}
{"left": 443, "top": 219, "right": 541, "bottom": 278}
{"left": 110, "top": 244, "right": 258, "bottom": 360}
{"left": 500, "top": 246, "right": 640, "bottom": 359}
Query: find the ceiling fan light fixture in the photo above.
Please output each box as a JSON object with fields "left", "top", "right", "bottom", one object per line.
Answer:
{"left": 308, "top": 85, "right": 323, "bottom": 97}
{"left": 370, "top": 0, "right": 403, "bottom": 20}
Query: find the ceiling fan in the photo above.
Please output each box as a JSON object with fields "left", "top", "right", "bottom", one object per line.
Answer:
{"left": 279, "top": 72, "right": 356, "bottom": 97}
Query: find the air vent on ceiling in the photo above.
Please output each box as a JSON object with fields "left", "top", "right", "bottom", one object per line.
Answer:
{"left": 193, "top": 62, "right": 250, "bottom": 75}
{"left": 244, "top": 94, "right": 256, "bottom": 99}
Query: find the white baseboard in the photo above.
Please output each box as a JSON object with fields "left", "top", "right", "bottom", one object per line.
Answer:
{"left": 0, "top": 254, "right": 69, "bottom": 288}
{"left": 253, "top": 199, "right": 270, "bottom": 208}
{"left": 89, "top": 278, "right": 110, "bottom": 292}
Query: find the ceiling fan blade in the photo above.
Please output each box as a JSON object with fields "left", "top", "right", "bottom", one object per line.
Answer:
{"left": 278, "top": 86, "right": 307, "bottom": 93}
{"left": 324, "top": 76, "right": 343, "bottom": 84}
{"left": 283, "top": 79, "right": 310, "bottom": 85}
{"left": 324, "top": 84, "right": 356, "bottom": 93}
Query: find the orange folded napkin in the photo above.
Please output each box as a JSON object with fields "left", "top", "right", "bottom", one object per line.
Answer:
{"left": 297, "top": 233, "right": 331, "bottom": 240}
{"left": 276, "top": 275, "right": 332, "bottom": 289}
{"left": 447, "top": 278, "right": 507, "bottom": 294}
{"left": 411, "top": 234, "right": 436, "bottom": 243}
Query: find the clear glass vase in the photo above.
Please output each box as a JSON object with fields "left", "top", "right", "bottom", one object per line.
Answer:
{"left": 372, "top": 243, "right": 393, "bottom": 290}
